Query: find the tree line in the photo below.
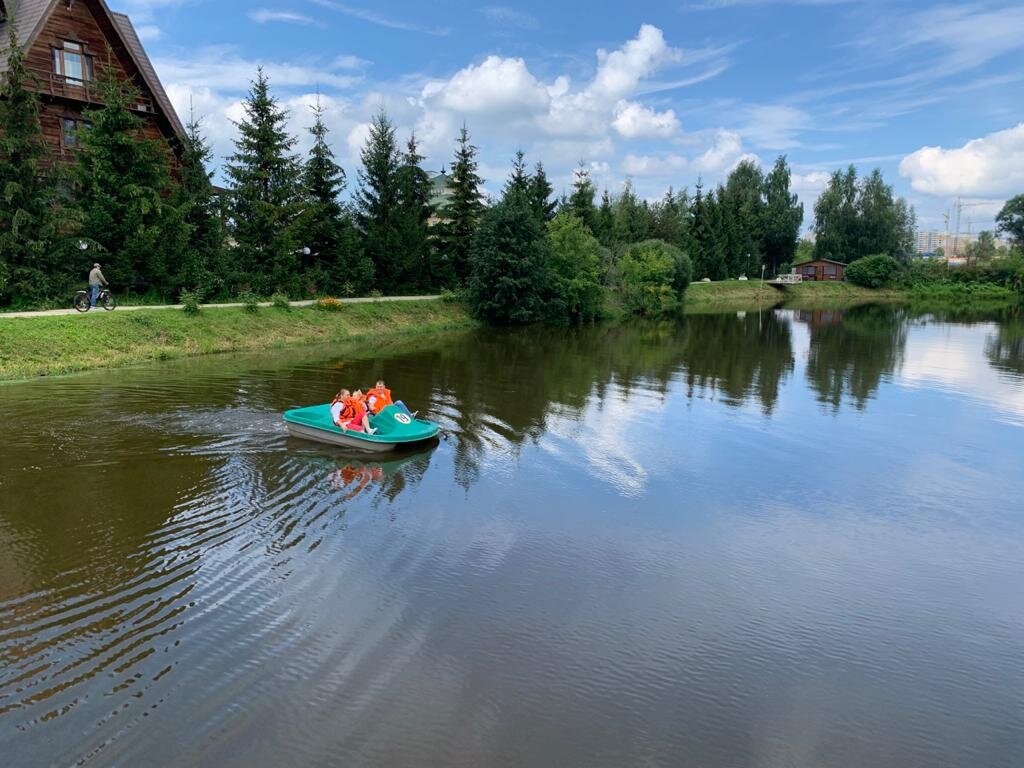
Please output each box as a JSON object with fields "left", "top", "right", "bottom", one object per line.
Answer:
{"left": 11, "top": 30, "right": 998, "bottom": 318}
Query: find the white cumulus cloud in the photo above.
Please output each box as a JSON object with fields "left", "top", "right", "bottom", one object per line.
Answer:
{"left": 612, "top": 101, "right": 680, "bottom": 139}
{"left": 899, "top": 123, "right": 1024, "bottom": 197}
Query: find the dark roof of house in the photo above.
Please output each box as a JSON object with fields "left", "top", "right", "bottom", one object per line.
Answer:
{"left": 794, "top": 258, "right": 847, "bottom": 266}
{"left": 0, "top": 0, "right": 184, "bottom": 139}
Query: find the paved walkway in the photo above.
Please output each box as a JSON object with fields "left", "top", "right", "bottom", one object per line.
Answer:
{"left": 0, "top": 295, "right": 442, "bottom": 319}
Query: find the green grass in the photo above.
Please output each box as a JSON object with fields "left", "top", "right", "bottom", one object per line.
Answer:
{"left": 0, "top": 300, "right": 477, "bottom": 380}
{"left": 682, "top": 278, "right": 1017, "bottom": 312}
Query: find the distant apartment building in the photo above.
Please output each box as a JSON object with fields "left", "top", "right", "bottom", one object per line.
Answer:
{"left": 915, "top": 230, "right": 945, "bottom": 254}
{"left": 915, "top": 230, "right": 1011, "bottom": 258}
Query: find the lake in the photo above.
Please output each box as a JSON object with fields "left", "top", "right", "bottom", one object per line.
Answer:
{"left": 2, "top": 304, "right": 1023, "bottom": 767}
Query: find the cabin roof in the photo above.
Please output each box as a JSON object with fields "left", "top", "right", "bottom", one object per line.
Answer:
{"left": 0, "top": 0, "right": 184, "bottom": 139}
{"left": 794, "top": 258, "right": 847, "bottom": 267}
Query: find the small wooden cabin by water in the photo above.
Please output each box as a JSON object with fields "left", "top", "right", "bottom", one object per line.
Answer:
{"left": 794, "top": 259, "right": 846, "bottom": 282}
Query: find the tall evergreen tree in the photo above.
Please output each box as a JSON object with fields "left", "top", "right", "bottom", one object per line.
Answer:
{"left": 355, "top": 109, "right": 401, "bottom": 291}
{"left": 225, "top": 68, "right": 303, "bottom": 294}
{"left": 172, "top": 111, "right": 225, "bottom": 296}
{"left": 529, "top": 162, "right": 556, "bottom": 222}
{"left": 439, "top": 124, "right": 484, "bottom": 283}
{"left": 299, "top": 99, "right": 370, "bottom": 294}
{"left": 761, "top": 155, "right": 803, "bottom": 272}
{"left": 691, "top": 183, "right": 727, "bottom": 280}
{"left": 0, "top": 27, "right": 66, "bottom": 306}
{"left": 568, "top": 163, "right": 598, "bottom": 233}
{"left": 595, "top": 189, "right": 615, "bottom": 246}
{"left": 394, "top": 133, "right": 432, "bottom": 290}
{"left": 467, "top": 193, "right": 549, "bottom": 325}
{"left": 75, "top": 65, "right": 187, "bottom": 295}
{"left": 503, "top": 149, "right": 531, "bottom": 202}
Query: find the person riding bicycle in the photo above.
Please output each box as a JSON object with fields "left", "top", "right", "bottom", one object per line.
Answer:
{"left": 88, "top": 263, "right": 108, "bottom": 308}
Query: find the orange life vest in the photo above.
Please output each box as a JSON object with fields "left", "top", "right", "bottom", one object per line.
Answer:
{"left": 331, "top": 396, "right": 359, "bottom": 425}
{"left": 367, "top": 386, "right": 393, "bottom": 415}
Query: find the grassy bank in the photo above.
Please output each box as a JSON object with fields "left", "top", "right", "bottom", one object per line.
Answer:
{"left": 0, "top": 300, "right": 476, "bottom": 380}
{"left": 682, "top": 279, "right": 1018, "bottom": 311}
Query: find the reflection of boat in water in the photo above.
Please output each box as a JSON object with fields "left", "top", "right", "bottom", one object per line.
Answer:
{"left": 283, "top": 404, "right": 440, "bottom": 453}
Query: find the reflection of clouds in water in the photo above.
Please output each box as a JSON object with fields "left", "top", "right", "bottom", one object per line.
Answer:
{"left": 542, "top": 380, "right": 667, "bottom": 498}
{"left": 899, "top": 324, "right": 1024, "bottom": 426}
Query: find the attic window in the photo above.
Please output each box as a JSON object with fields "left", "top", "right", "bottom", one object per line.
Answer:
{"left": 53, "top": 40, "right": 95, "bottom": 84}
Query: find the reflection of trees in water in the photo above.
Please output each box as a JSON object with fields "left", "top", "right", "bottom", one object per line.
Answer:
{"left": 985, "top": 314, "right": 1024, "bottom": 377}
{"left": 805, "top": 304, "right": 909, "bottom": 410}
{"left": 680, "top": 311, "right": 794, "bottom": 414}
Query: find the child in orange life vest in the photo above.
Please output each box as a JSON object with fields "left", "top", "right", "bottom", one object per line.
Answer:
{"left": 330, "top": 389, "right": 376, "bottom": 434}
{"left": 367, "top": 379, "right": 415, "bottom": 417}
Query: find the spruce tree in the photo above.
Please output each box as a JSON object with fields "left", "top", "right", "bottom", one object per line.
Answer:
{"left": 355, "top": 109, "right": 401, "bottom": 292}
{"left": 0, "top": 27, "right": 66, "bottom": 306}
{"left": 299, "top": 99, "right": 370, "bottom": 294}
{"left": 225, "top": 68, "right": 303, "bottom": 294}
{"left": 503, "top": 149, "right": 531, "bottom": 202}
{"left": 467, "top": 193, "right": 549, "bottom": 325}
{"left": 394, "top": 133, "right": 432, "bottom": 290}
{"left": 568, "top": 164, "right": 598, "bottom": 233}
{"left": 75, "top": 65, "right": 187, "bottom": 296}
{"left": 439, "top": 124, "right": 484, "bottom": 283}
{"left": 172, "top": 112, "right": 225, "bottom": 296}
{"left": 595, "top": 189, "right": 615, "bottom": 246}
{"left": 529, "top": 162, "right": 556, "bottom": 222}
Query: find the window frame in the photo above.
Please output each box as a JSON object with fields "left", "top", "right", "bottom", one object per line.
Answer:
{"left": 53, "top": 39, "right": 95, "bottom": 85}
{"left": 59, "top": 116, "right": 92, "bottom": 149}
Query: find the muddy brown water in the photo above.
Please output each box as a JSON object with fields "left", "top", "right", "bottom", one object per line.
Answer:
{"left": 2, "top": 305, "right": 1024, "bottom": 767}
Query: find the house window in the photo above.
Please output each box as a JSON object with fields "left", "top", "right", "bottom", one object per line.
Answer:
{"left": 53, "top": 40, "right": 94, "bottom": 84}
{"left": 61, "top": 117, "right": 91, "bottom": 148}
{"left": 824, "top": 263, "right": 838, "bottom": 277}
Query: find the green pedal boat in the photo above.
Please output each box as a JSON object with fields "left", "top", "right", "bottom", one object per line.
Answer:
{"left": 283, "top": 404, "right": 440, "bottom": 452}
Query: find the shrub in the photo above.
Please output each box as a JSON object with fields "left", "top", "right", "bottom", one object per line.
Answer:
{"left": 180, "top": 289, "right": 201, "bottom": 316}
{"left": 545, "top": 212, "right": 604, "bottom": 323}
{"left": 368, "top": 289, "right": 383, "bottom": 300}
{"left": 271, "top": 292, "right": 291, "bottom": 310}
{"left": 315, "top": 296, "right": 344, "bottom": 312}
{"left": 467, "top": 195, "right": 549, "bottom": 325}
{"left": 239, "top": 290, "right": 260, "bottom": 313}
{"left": 618, "top": 240, "right": 686, "bottom": 316}
{"left": 440, "top": 287, "right": 465, "bottom": 304}
{"left": 846, "top": 254, "right": 902, "bottom": 288}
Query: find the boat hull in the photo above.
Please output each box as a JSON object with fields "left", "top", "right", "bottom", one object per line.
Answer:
{"left": 285, "top": 421, "right": 402, "bottom": 452}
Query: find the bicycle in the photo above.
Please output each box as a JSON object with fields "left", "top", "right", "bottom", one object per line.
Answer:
{"left": 73, "top": 287, "right": 117, "bottom": 312}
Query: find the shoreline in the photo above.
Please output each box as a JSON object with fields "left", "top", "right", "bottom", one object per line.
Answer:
{"left": 3, "top": 284, "right": 1019, "bottom": 382}
{"left": 1, "top": 300, "right": 477, "bottom": 381}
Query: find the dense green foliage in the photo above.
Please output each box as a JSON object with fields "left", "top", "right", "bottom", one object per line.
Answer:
{"left": 0, "top": 27, "right": 67, "bottom": 306}
{"left": 618, "top": 240, "right": 686, "bottom": 316}
{"left": 995, "top": 196, "right": 1024, "bottom": 251}
{"left": 846, "top": 254, "right": 903, "bottom": 288}
{"left": 467, "top": 194, "right": 549, "bottom": 325}
{"left": 813, "top": 167, "right": 916, "bottom": 263}
{"left": 545, "top": 213, "right": 604, "bottom": 322}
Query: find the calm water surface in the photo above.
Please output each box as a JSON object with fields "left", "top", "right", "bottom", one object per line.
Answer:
{"left": 2, "top": 305, "right": 1024, "bottom": 767}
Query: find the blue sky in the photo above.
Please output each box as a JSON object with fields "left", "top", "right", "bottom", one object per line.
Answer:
{"left": 120, "top": 0, "right": 1024, "bottom": 231}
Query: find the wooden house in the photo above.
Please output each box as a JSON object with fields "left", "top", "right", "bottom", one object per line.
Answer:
{"left": 794, "top": 258, "right": 846, "bottom": 282}
{"left": 0, "top": 0, "right": 185, "bottom": 163}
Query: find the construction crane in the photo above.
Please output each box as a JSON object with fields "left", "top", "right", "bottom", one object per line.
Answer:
{"left": 951, "top": 196, "right": 989, "bottom": 257}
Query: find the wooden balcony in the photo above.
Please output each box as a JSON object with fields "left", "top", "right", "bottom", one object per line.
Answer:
{"left": 28, "top": 69, "right": 157, "bottom": 114}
